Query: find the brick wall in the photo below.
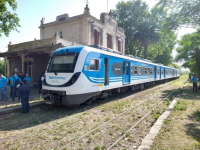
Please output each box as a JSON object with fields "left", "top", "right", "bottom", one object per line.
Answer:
{"left": 31, "top": 53, "right": 49, "bottom": 82}
{"left": 10, "top": 56, "right": 22, "bottom": 76}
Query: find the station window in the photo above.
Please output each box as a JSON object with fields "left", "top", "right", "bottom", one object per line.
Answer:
{"left": 134, "top": 66, "right": 138, "bottom": 75}
{"left": 145, "top": 67, "right": 148, "bottom": 75}
{"left": 89, "top": 59, "right": 99, "bottom": 71}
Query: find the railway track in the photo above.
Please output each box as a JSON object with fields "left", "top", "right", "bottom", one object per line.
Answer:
{"left": 59, "top": 82, "right": 182, "bottom": 150}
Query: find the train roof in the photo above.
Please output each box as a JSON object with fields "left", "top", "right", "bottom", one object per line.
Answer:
{"left": 53, "top": 45, "right": 180, "bottom": 71}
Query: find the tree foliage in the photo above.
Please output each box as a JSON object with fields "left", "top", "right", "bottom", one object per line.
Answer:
{"left": 113, "top": 0, "right": 177, "bottom": 63}
{"left": 176, "top": 31, "right": 200, "bottom": 76}
{"left": 157, "top": 0, "right": 200, "bottom": 29}
{"left": 0, "top": 0, "right": 20, "bottom": 37}
{"left": 0, "top": 59, "right": 5, "bottom": 74}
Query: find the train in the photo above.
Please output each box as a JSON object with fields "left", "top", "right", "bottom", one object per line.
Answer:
{"left": 41, "top": 45, "right": 180, "bottom": 106}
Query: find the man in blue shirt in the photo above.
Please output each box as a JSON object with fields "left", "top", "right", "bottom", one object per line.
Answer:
{"left": 14, "top": 74, "right": 22, "bottom": 101}
{"left": 192, "top": 75, "right": 198, "bottom": 93}
{"left": 10, "top": 73, "right": 15, "bottom": 101}
{"left": 20, "top": 80, "right": 31, "bottom": 113}
{"left": 24, "top": 74, "right": 31, "bottom": 84}
{"left": 0, "top": 74, "right": 8, "bottom": 101}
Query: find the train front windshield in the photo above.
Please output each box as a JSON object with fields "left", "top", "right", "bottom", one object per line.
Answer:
{"left": 47, "top": 55, "right": 76, "bottom": 72}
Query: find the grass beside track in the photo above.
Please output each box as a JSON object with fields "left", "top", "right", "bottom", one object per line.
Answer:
{"left": 0, "top": 76, "right": 187, "bottom": 150}
{"left": 150, "top": 82, "right": 200, "bottom": 150}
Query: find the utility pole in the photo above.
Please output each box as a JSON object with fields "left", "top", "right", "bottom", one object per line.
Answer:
{"left": 107, "top": 0, "right": 108, "bottom": 13}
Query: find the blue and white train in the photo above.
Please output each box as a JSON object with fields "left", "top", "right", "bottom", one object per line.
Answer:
{"left": 42, "top": 45, "right": 180, "bottom": 106}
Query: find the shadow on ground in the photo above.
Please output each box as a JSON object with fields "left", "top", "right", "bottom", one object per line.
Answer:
{"left": 0, "top": 82, "right": 174, "bottom": 131}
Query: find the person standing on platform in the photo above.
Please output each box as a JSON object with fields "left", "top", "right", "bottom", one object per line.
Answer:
{"left": 20, "top": 80, "right": 31, "bottom": 113}
{"left": 0, "top": 74, "right": 8, "bottom": 101}
{"left": 14, "top": 73, "right": 22, "bottom": 101}
{"left": 9, "top": 73, "right": 15, "bottom": 98}
{"left": 10, "top": 73, "right": 16, "bottom": 101}
{"left": 192, "top": 74, "right": 198, "bottom": 93}
{"left": 24, "top": 74, "right": 31, "bottom": 84}
{"left": 18, "top": 72, "right": 25, "bottom": 83}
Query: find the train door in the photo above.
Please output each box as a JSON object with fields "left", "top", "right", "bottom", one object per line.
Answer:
{"left": 122, "top": 61, "right": 130, "bottom": 84}
{"left": 104, "top": 57, "right": 109, "bottom": 86}
{"left": 154, "top": 66, "right": 157, "bottom": 79}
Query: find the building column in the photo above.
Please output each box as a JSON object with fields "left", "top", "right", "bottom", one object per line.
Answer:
{"left": 4, "top": 58, "right": 7, "bottom": 77}
{"left": 21, "top": 53, "right": 25, "bottom": 74}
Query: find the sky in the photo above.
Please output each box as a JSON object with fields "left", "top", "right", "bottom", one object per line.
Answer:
{"left": 0, "top": 0, "right": 196, "bottom": 70}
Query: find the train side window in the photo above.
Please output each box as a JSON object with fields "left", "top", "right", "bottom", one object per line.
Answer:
{"left": 150, "top": 68, "right": 152, "bottom": 74}
{"left": 134, "top": 66, "right": 138, "bottom": 75}
{"left": 148, "top": 68, "right": 150, "bottom": 75}
{"left": 126, "top": 63, "right": 129, "bottom": 75}
{"left": 89, "top": 59, "right": 99, "bottom": 71}
{"left": 157, "top": 68, "right": 160, "bottom": 74}
{"left": 131, "top": 65, "right": 134, "bottom": 75}
{"left": 161, "top": 69, "right": 164, "bottom": 75}
{"left": 142, "top": 67, "right": 145, "bottom": 75}
{"left": 139, "top": 66, "right": 142, "bottom": 75}
{"left": 145, "top": 67, "right": 148, "bottom": 75}
{"left": 123, "top": 62, "right": 125, "bottom": 74}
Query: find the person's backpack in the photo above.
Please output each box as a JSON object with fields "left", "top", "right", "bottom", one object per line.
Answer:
{"left": 14, "top": 78, "right": 20, "bottom": 88}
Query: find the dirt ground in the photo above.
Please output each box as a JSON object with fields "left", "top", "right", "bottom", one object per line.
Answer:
{"left": 150, "top": 82, "right": 200, "bottom": 150}
{"left": 0, "top": 76, "right": 187, "bottom": 150}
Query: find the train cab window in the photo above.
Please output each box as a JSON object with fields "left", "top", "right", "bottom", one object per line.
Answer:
{"left": 145, "top": 67, "right": 148, "bottom": 75}
{"left": 131, "top": 65, "right": 134, "bottom": 75}
{"left": 89, "top": 59, "right": 99, "bottom": 71}
{"left": 134, "top": 66, "right": 138, "bottom": 75}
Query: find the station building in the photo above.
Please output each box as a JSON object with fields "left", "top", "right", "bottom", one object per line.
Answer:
{"left": 0, "top": 5, "right": 126, "bottom": 84}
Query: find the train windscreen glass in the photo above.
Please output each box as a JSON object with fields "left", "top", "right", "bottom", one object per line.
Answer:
{"left": 48, "top": 55, "right": 75, "bottom": 72}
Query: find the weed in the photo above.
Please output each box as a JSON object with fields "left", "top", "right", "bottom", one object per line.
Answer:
{"left": 192, "top": 101, "right": 195, "bottom": 105}
{"left": 87, "top": 136, "right": 92, "bottom": 143}
{"left": 193, "top": 141, "right": 200, "bottom": 148}
{"left": 94, "top": 145, "right": 101, "bottom": 150}
{"left": 105, "top": 117, "right": 110, "bottom": 121}
{"left": 153, "top": 114, "right": 160, "bottom": 121}
{"left": 195, "top": 117, "right": 200, "bottom": 121}
{"left": 101, "top": 145, "right": 106, "bottom": 149}
{"left": 77, "top": 147, "right": 84, "bottom": 150}
{"left": 174, "top": 100, "right": 187, "bottom": 111}
{"left": 164, "top": 119, "right": 171, "bottom": 124}
{"left": 116, "top": 126, "right": 121, "bottom": 130}
{"left": 109, "top": 131, "right": 113, "bottom": 135}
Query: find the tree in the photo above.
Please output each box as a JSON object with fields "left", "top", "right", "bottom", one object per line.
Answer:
{"left": 133, "top": 20, "right": 160, "bottom": 59}
{"left": 0, "top": 59, "right": 5, "bottom": 74}
{"left": 113, "top": 0, "right": 150, "bottom": 58}
{"left": 156, "top": 0, "right": 200, "bottom": 29}
{"left": 113, "top": 0, "right": 167, "bottom": 59}
{"left": 148, "top": 29, "right": 177, "bottom": 65}
{"left": 175, "top": 31, "right": 200, "bottom": 77}
{"left": 0, "top": 0, "right": 20, "bottom": 37}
